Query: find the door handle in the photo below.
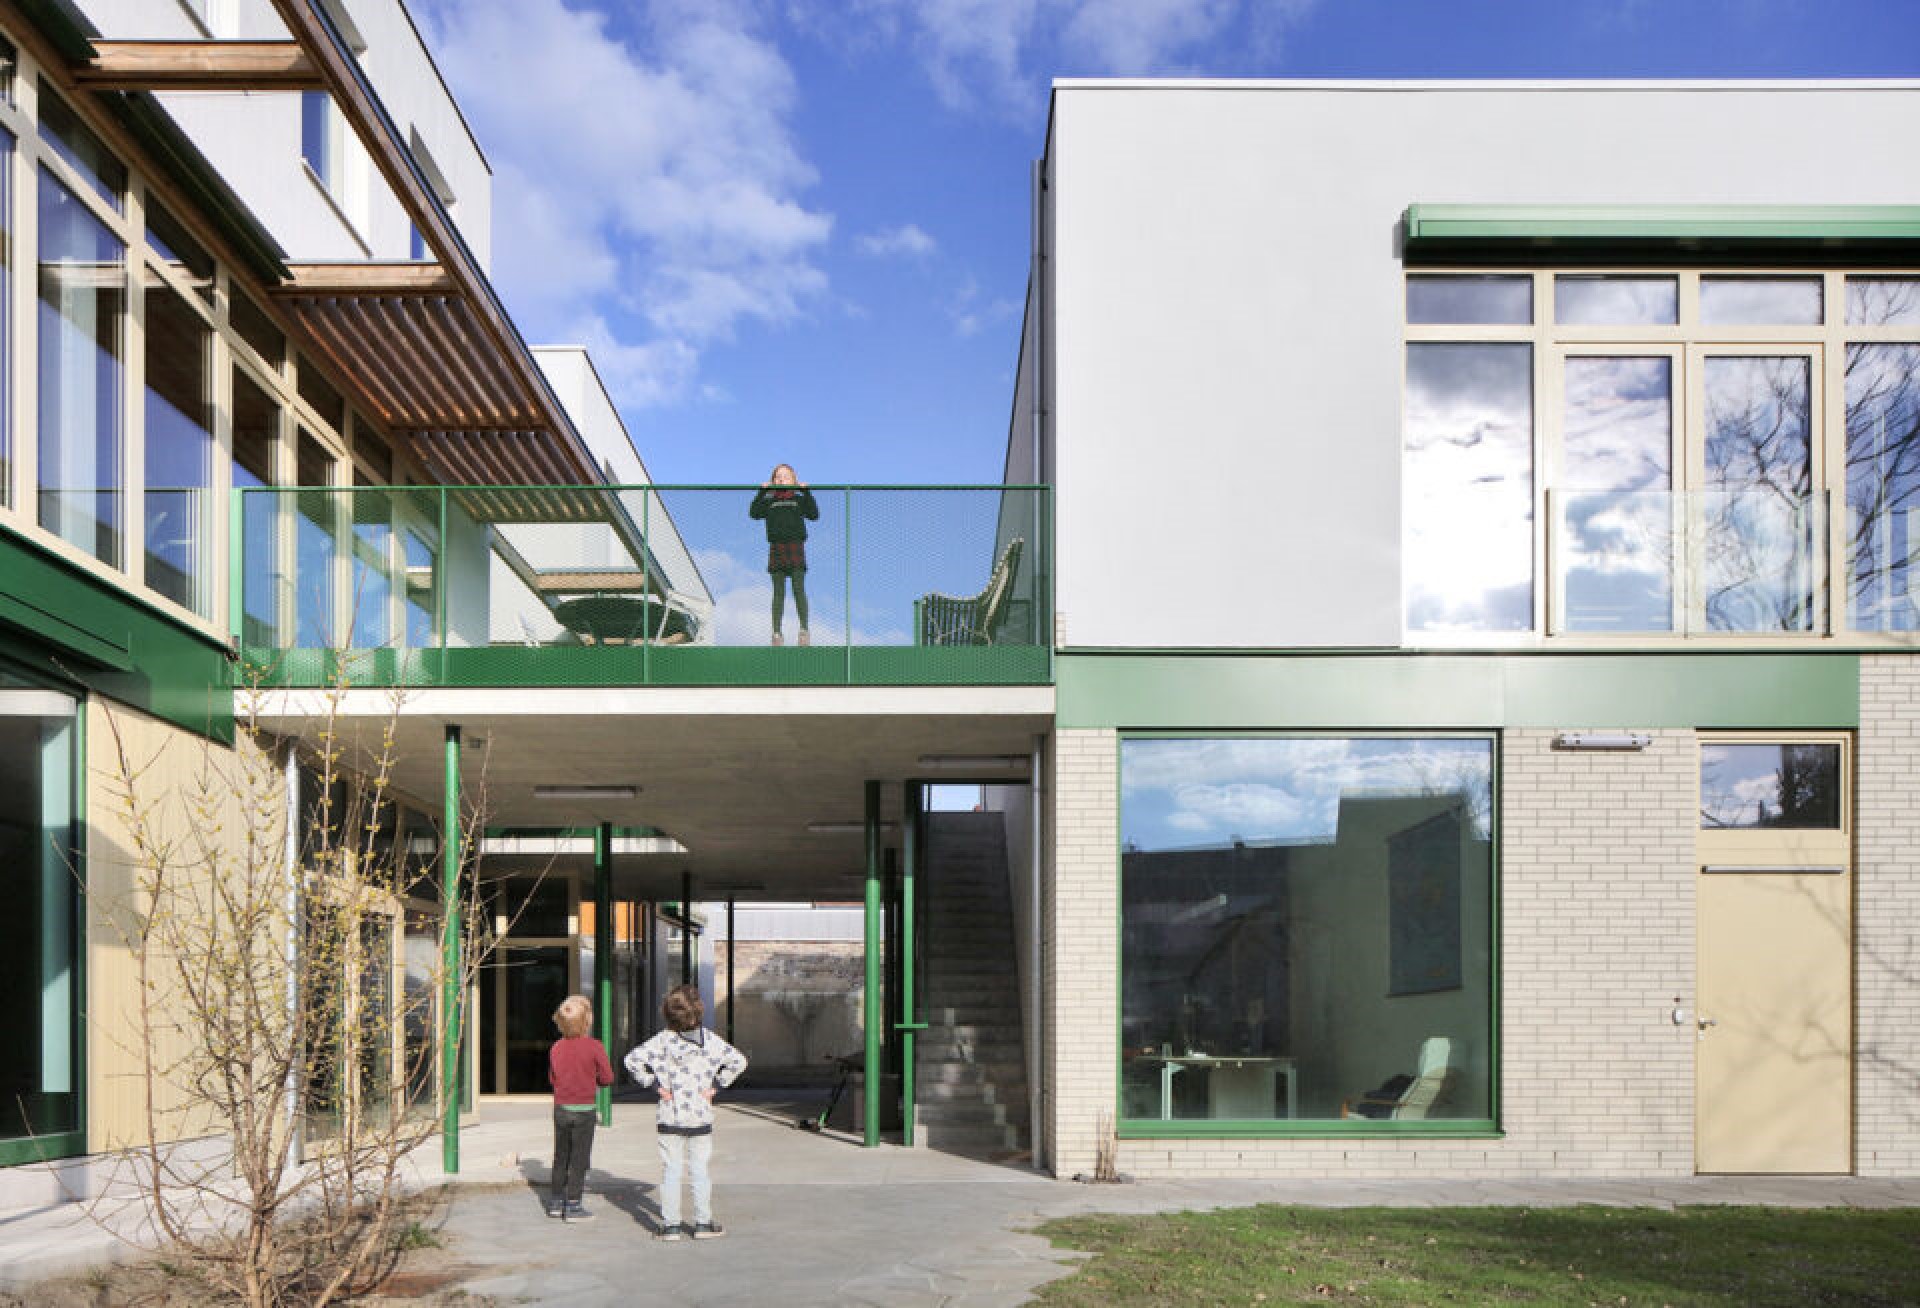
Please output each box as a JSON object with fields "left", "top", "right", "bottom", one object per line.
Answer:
{"left": 1697, "top": 1016, "right": 1718, "bottom": 1032}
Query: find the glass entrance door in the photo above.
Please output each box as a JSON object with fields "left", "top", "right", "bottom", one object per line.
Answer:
{"left": 0, "top": 678, "right": 81, "bottom": 1163}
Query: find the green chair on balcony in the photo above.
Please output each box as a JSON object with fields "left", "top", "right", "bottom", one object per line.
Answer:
{"left": 917, "top": 537, "right": 1024, "bottom": 646}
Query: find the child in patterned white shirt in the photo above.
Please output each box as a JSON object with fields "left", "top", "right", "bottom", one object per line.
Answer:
{"left": 624, "top": 984, "right": 748, "bottom": 1241}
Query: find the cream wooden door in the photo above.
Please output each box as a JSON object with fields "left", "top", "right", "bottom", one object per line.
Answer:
{"left": 1695, "top": 735, "right": 1851, "bottom": 1174}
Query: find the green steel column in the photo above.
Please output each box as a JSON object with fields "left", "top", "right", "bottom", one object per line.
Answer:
{"left": 439, "top": 725, "right": 463, "bottom": 1173}
{"left": 725, "top": 898, "right": 736, "bottom": 1045}
{"left": 862, "top": 780, "right": 881, "bottom": 1147}
{"left": 900, "top": 783, "right": 922, "bottom": 1146}
{"left": 680, "top": 870, "right": 693, "bottom": 986}
{"left": 595, "top": 822, "right": 613, "bottom": 1128}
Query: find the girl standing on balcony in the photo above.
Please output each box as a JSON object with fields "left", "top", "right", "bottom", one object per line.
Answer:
{"left": 749, "top": 464, "right": 819, "bottom": 646}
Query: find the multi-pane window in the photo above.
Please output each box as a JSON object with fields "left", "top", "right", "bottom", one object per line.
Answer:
{"left": 1120, "top": 736, "right": 1495, "bottom": 1129}
{"left": 1406, "top": 269, "right": 1920, "bottom": 639}
{"left": 0, "top": 51, "right": 369, "bottom": 638}
{"left": 37, "top": 168, "right": 125, "bottom": 567}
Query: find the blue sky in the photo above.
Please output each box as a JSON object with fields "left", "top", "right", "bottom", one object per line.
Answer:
{"left": 411, "top": 0, "right": 1920, "bottom": 487}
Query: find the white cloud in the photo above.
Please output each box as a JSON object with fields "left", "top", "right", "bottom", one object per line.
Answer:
{"left": 1060, "top": 0, "right": 1239, "bottom": 71}
{"left": 413, "top": 0, "right": 831, "bottom": 409}
{"left": 855, "top": 223, "right": 937, "bottom": 258}
{"left": 946, "top": 274, "right": 1019, "bottom": 337}
{"left": 841, "top": 0, "right": 1321, "bottom": 117}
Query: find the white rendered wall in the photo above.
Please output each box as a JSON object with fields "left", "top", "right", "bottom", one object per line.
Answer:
{"left": 1046, "top": 81, "right": 1920, "bottom": 649}
{"left": 77, "top": 0, "right": 492, "bottom": 268}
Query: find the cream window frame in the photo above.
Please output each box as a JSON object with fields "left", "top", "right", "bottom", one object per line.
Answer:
{"left": 1406, "top": 266, "right": 1920, "bottom": 650}
{"left": 0, "top": 36, "right": 372, "bottom": 648}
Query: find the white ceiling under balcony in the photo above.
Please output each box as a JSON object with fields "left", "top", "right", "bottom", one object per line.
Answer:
{"left": 254, "top": 685, "right": 1053, "bottom": 903}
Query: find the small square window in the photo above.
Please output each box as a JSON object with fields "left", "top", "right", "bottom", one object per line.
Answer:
{"left": 1700, "top": 276, "right": 1823, "bottom": 326}
{"left": 1555, "top": 275, "right": 1677, "bottom": 326}
{"left": 1846, "top": 277, "right": 1920, "bottom": 327}
{"left": 1407, "top": 274, "right": 1532, "bottom": 325}
{"left": 1700, "top": 742, "right": 1841, "bottom": 830}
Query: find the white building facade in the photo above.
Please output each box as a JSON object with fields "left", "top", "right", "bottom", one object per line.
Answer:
{"left": 1029, "top": 80, "right": 1920, "bottom": 1180}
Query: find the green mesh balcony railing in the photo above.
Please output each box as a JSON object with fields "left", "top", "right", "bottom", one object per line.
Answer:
{"left": 232, "top": 484, "right": 1050, "bottom": 687}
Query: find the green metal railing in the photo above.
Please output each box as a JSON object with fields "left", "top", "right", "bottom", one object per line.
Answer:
{"left": 232, "top": 484, "right": 1050, "bottom": 687}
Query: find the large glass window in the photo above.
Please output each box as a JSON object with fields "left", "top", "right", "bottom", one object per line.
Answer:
{"left": 144, "top": 279, "right": 213, "bottom": 614}
{"left": 0, "top": 676, "right": 81, "bottom": 1158}
{"left": 1411, "top": 267, "right": 1920, "bottom": 641}
{"left": 1404, "top": 343, "right": 1533, "bottom": 631}
{"left": 1120, "top": 736, "right": 1495, "bottom": 1128}
{"left": 38, "top": 168, "right": 125, "bottom": 566}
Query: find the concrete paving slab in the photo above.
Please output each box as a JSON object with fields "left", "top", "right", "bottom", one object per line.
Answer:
{"left": 7, "top": 1097, "right": 1920, "bottom": 1303}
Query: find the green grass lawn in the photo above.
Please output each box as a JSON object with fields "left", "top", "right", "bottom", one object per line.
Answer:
{"left": 1030, "top": 1205, "right": 1920, "bottom": 1306}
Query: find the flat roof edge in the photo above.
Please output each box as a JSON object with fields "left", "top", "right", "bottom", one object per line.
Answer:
{"left": 1050, "top": 77, "right": 1920, "bottom": 92}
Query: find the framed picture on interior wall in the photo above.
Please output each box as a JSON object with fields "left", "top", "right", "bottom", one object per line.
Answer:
{"left": 1387, "top": 808, "right": 1463, "bottom": 996}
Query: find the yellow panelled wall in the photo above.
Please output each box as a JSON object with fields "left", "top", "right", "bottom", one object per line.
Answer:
{"left": 84, "top": 699, "right": 285, "bottom": 1154}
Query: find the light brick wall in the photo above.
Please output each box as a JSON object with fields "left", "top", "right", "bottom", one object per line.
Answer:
{"left": 1857, "top": 656, "right": 1920, "bottom": 1176}
{"left": 1044, "top": 727, "right": 1703, "bottom": 1179}
{"left": 1048, "top": 728, "right": 1118, "bottom": 1179}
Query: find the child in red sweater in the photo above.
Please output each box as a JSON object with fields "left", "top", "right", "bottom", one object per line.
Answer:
{"left": 547, "top": 994, "right": 613, "bottom": 1221}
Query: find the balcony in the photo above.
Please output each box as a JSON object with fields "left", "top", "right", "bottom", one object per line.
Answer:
{"left": 234, "top": 485, "right": 1050, "bottom": 687}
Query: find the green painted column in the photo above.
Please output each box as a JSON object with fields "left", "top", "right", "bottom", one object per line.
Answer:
{"left": 863, "top": 780, "right": 881, "bottom": 1148}
{"left": 439, "top": 725, "right": 463, "bottom": 1173}
{"left": 900, "top": 783, "right": 923, "bottom": 1146}
{"left": 725, "top": 898, "right": 736, "bottom": 1045}
{"left": 681, "top": 870, "right": 693, "bottom": 986}
{"left": 595, "top": 822, "right": 613, "bottom": 1128}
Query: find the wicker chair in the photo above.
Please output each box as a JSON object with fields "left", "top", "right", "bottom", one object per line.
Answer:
{"left": 917, "top": 537, "right": 1024, "bottom": 646}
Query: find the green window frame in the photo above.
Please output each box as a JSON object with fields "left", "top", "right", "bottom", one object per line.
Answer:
{"left": 1115, "top": 730, "right": 1501, "bottom": 1140}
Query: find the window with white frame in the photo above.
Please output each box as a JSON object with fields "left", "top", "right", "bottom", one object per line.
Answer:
{"left": 1406, "top": 270, "right": 1920, "bottom": 640}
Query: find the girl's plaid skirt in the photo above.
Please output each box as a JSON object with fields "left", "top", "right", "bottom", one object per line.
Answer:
{"left": 767, "top": 541, "right": 808, "bottom": 574}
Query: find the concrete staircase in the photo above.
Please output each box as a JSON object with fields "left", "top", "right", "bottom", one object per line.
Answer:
{"left": 917, "top": 811, "right": 1030, "bottom": 1157}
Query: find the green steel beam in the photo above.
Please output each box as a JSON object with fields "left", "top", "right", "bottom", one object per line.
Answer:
{"left": 440, "top": 725, "right": 463, "bottom": 1173}
{"left": 594, "top": 821, "right": 613, "bottom": 1128}
{"left": 863, "top": 780, "right": 882, "bottom": 1148}
{"left": 1057, "top": 652, "right": 1859, "bottom": 730}
{"left": 681, "top": 870, "right": 693, "bottom": 987}
{"left": 1405, "top": 202, "right": 1920, "bottom": 263}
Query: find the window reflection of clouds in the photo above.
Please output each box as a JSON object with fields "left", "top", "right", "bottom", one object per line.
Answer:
{"left": 1564, "top": 357, "right": 1671, "bottom": 489}
{"left": 1700, "top": 277, "right": 1822, "bottom": 326}
{"left": 1845, "top": 277, "right": 1920, "bottom": 327}
{"left": 1407, "top": 275, "right": 1531, "bottom": 325}
{"left": 1845, "top": 343, "right": 1920, "bottom": 632}
{"left": 1554, "top": 275, "right": 1677, "bottom": 325}
{"left": 1405, "top": 343, "right": 1533, "bottom": 632}
{"left": 1699, "top": 742, "right": 1840, "bottom": 829}
{"left": 1121, "top": 737, "right": 1494, "bottom": 851}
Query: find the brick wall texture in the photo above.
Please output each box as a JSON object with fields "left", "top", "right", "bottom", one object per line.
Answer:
{"left": 1045, "top": 721, "right": 1918, "bottom": 1180}
{"left": 1858, "top": 656, "right": 1920, "bottom": 1176}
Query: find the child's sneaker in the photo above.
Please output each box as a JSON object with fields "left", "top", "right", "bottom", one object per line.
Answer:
{"left": 563, "top": 1201, "right": 596, "bottom": 1222}
{"left": 655, "top": 1223, "right": 685, "bottom": 1242}
{"left": 690, "top": 1222, "right": 726, "bottom": 1240}
{"left": 544, "top": 1198, "right": 564, "bottom": 1219}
